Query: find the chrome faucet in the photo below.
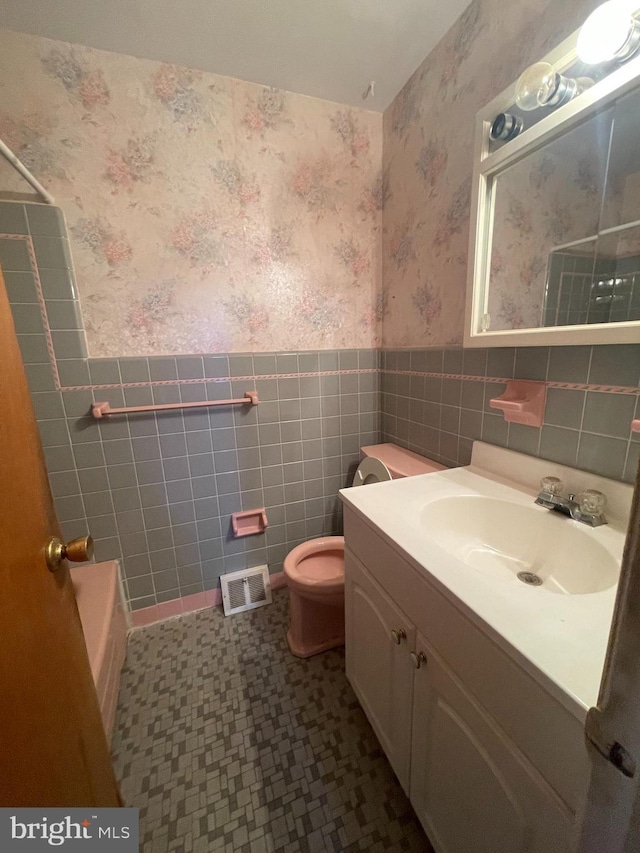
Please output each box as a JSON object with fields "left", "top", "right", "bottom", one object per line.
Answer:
{"left": 534, "top": 476, "right": 608, "bottom": 527}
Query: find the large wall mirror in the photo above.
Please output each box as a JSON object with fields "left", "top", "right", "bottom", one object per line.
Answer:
{"left": 466, "top": 18, "right": 640, "bottom": 347}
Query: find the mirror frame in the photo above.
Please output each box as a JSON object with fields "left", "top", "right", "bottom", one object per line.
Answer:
{"left": 465, "top": 27, "right": 640, "bottom": 348}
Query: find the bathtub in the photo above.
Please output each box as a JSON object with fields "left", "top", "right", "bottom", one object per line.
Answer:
{"left": 71, "top": 560, "right": 128, "bottom": 743}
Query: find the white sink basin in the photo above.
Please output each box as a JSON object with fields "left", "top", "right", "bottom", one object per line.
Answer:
{"left": 341, "top": 442, "right": 633, "bottom": 715}
{"left": 421, "top": 495, "right": 619, "bottom": 595}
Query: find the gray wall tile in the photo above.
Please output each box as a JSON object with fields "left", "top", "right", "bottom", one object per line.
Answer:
{"left": 514, "top": 347, "right": 549, "bottom": 381}
{"left": 52, "top": 330, "right": 86, "bottom": 360}
{"left": 11, "top": 303, "right": 44, "bottom": 334}
{"left": 17, "top": 333, "right": 50, "bottom": 364}
{"left": 25, "top": 363, "right": 57, "bottom": 392}
{"left": 583, "top": 392, "right": 636, "bottom": 439}
{"left": 0, "top": 237, "right": 31, "bottom": 271}
{"left": 32, "top": 236, "right": 72, "bottom": 269}
{"left": 39, "top": 268, "right": 76, "bottom": 300}
{"left": 89, "top": 359, "right": 121, "bottom": 385}
{"left": 0, "top": 202, "right": 28, "bottom": 234}
{"left": 589, "top": 345, "right": 640, "bottom": 388}
{"left": 203, "top": 355, "right": 229, "bottom": 378}
{"left": 3, "top": 271, "right": 38, "bottom": 303}
{"left": 46, "top": 301, "right": 82, "bottom": 330}
{"left": 382, "top": 346, "right": 637, "bottom": 484}
{"left": 57, "top": 359, "right": 91, "bottom": 386}
{"left": 177, "top": 356, "right": 204, "bottom": 379}
{"left": 119, "top": 358, "right": 150, "bottom": 383}
{"left": 25, "top": 204, "right": 65, "bottom": 237}
{"left": 577, "top": 433, "right": 629, "bottom": 481}
{"left": 544, "top": 388, "right": 585, "bottom": 430}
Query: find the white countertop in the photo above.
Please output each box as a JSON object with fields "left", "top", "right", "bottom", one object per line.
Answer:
{"left": 340, "top": 446, "right": 631, "bottom": 722}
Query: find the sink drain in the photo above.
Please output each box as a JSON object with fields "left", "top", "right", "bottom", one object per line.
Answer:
{"left": 517, "top": 571, "right": 543, "bottom": 587}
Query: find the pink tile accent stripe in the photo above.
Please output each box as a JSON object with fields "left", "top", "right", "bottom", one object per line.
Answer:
{"left": 60, "top": 369, "right": 377, "bottom": 392}
{"left": 3, "top": 233, "right": 61, "bottom": 386}
{"left": 130, "top": 571, "right": 287, "bottom": 629}
{"left": 382, "top": 369, "right": 640, "bottom": 397}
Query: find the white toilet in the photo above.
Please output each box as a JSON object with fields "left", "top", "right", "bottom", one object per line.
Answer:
{"left": 283, "top": 443, "right": 446, "bottom": 657}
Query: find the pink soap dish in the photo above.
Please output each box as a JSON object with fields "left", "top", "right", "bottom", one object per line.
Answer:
{"left": 231, "top": 509, "right": 268, "bottom": 538}
{"left": 632, "top": 419, "right": 640, "bottom": 434}
{"left": 489, "top": 380, "right": 547, "bottom": 428}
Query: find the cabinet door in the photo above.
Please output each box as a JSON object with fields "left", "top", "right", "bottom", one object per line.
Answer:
{"left": 410, "top": 632, "right": 573, "bottom": 853}
{"left": 345, "top": 549, "right": 416, "bottom": 791}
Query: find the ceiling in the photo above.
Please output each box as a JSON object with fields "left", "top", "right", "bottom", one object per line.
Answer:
{"left": 0, "top": 0, "right": 472, "bottom": 111}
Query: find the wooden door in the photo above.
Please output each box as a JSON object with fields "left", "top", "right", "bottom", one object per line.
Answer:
{"left": 410, "top": 630, "right": 572, "bottom": 853}
{"left": 0, "top": 267, "right": 120, "bottom": 806}
{"left": 344, "top": 548, "right": 415, "bottom": 791}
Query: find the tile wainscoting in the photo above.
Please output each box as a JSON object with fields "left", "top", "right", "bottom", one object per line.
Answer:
{"left": 381, "top": 347, "right": 640, "bottom": 483}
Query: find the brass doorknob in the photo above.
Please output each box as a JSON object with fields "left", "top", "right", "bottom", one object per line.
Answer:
{"left": 45, "top": 535, "right": 94, "bottom": 572}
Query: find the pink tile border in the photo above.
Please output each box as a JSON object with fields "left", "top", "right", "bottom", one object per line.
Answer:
{"left": 130, "top": 571, "right": 288, "bottom": 629}
{"left": 382, "top": 369, "right": 640, "bottom": 397}
{"left": 2, "top": 233, "right": 61, "bottom": 386}
{"left": 63, "top": 368, "right": 377, "bottom": 392}
{"left": 130, "top": 605, "right": 159, "bottom": 627}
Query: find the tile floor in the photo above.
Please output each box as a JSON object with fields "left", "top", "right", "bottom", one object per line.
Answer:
{"left": 112, "top": 588, "right": 433, "bottom": 852}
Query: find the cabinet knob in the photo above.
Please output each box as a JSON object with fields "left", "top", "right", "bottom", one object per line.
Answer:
{"left": 391, "top": 628, "right": 407, "bottom": 645}
{"left": 410, "top": 651, "right": 427, "bottom": 669}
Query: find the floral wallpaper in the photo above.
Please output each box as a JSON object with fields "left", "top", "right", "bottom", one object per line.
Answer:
{"left": 0, "top": 30, "right": 382, "bottom": 356}
{"left": 381, "top": 0, "right": 599, "bottom": 348}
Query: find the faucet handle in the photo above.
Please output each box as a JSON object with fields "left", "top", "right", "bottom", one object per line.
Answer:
{"left": 578, "top": 489, "right": 606, "bottom": 516}
{"left": 540, "top": 476, "right": 563, "bottom": 495}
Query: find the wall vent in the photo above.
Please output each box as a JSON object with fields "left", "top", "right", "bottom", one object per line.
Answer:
{"left": 220, "top": 565, "right": 272, "bottom": 616}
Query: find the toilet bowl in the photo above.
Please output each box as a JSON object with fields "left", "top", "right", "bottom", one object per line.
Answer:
{"left": 284, "top": 537, "right": 345, "bottom": 658}
{"left": 283, "top": 444, "right": 446, "bottom": 658}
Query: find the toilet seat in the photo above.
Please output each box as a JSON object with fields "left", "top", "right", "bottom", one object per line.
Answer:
{"left": 352, "top": 457, "right": 392, "bottom": 487}
{"left": 284, "top": 537, "right": 345, "bottom": 601}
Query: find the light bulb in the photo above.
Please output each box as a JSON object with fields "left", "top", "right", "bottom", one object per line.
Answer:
{"left": 515, "top": 63, "right": 557, "bottom": 111}
{"left": 577, "top": 1, "right": 640, "bottom": 65}
{"left": 515, "top": 62, "right": 578, "bottom": 111}
{"left": 490, "top": 112, "right": 523, "bottom": 141}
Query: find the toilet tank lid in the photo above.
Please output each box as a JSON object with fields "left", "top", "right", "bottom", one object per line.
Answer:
{"left": 361, "top": 443, "right": 447, "bottom": 478}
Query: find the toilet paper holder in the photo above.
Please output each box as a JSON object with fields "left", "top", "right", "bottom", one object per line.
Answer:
{"left": 231, "top": 509, "right": 269, "bottom": 538}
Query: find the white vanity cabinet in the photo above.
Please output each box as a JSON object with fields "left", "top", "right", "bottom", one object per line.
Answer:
{"left": 345, "top": 551, "right": 416, "bottom": 790}
{"left": 410, "top": 630, "right": 571, "bottom": 853}
{"left": 344, "top": 506, "right": 588, "bottom": 853}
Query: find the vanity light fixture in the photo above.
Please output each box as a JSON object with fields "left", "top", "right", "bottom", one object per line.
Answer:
{"left": 577, "top": 1, "right": 640, "bottom": 65}
{"left": 515, "top": 61, "right": 579, "bottom": 111}
{"left": 489, "top": 112, "right": 523, "bottom": 141}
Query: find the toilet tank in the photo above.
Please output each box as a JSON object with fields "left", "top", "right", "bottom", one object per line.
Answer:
{"left": 360, "top": 443, "right": 446, "bottom": 479}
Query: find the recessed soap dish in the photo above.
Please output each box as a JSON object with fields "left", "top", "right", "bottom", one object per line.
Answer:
{"left": 231, "top": 509, "right": 268, "bottom": 538}
{"left": 489, "top": 380, "right": 547, "bottom": 428}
